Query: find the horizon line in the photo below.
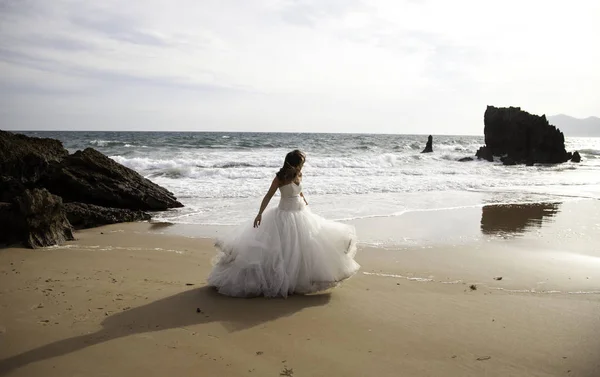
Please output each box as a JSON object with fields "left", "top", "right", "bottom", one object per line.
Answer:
{"left": 3, "top": 129, "right": 483, "bottom": 137}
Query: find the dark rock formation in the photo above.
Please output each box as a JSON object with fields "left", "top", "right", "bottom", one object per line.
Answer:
{"left": 0, "top": 130, "right": 68, "bottom": 183}
{"left": 0, "top": 176, "right": 26, "bottom": 202}
{"left": 477, "top": 106, "right": 574, "bottom": 164}
{"left": 0, "top": 202, "right": 16, "bottom": 245}
{"left": 65, "top": 202, "right": 151, "bottom": 229}
{"left": 458, "top": 157, "right": 474, "bottom": 162}
{"left": 0, "top": 130, "right": 183, "bottom": 248}
{"left": 421, "top": 135, "right": 433, "bottom": 153}
{"left": 571, "top": 151, "right": 581, "bottom": 163}
{"left": 475, "top": 146, "right": 494, "bottom": 162}
{"left": 0, "top": 189, "right": 74, "bottom": 248}
{"left": 500, "top": 156, "right": 517, "bottom": 166}
{"left": 42, "top": 148, "right": 183, "bottom": 211}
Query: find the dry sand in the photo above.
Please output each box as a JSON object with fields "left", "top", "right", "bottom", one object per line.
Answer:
{"left": 1, "top": 202, "right": 600, "bottom": 377}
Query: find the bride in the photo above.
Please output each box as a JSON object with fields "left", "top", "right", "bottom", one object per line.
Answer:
{"left": 208, "top": 150, "right": 360, "bottom": 298}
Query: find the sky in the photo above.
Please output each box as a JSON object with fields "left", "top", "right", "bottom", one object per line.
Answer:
{"left": 0, "top": 0, "right": 599, "bottom": 135}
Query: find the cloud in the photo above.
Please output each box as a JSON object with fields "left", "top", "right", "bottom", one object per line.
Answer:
{"left": 0, "top": 0, "right": 599, "bottom": 133}
{"left": 69, "top": 10, "right": 168, "bottom": 47}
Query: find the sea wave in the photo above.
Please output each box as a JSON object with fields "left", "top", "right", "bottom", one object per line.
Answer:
{"left": 579, "top": 149, "right": 600, "bottom": 157}
{"left": 89, "top": 139, "right": 129, "bottom": 147}
{"left": 217, "top": 162, "right": 256, "bottom": 168}
{"left": 110, "top": 153, "right": 482, "bottom": 175}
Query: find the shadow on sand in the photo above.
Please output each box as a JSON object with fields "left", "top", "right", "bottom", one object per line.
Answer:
{"left": 480, "top": 202, "right": 561, "bottom": 236}
{"left": 0, "top": 286, "right": 331, "bottom": 375}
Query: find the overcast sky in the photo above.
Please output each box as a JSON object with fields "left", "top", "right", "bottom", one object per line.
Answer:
{"left": 1, "top": 0, "right": 598, "bottom": 134}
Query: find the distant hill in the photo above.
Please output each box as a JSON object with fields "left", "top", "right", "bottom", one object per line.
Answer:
{"left": 548, "top": 114, "right": 600, "bottom": 137}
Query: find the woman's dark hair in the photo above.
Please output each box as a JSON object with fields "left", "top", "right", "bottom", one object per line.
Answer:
{"left": 276, "top": 149, "right": 305, "bottom": 182}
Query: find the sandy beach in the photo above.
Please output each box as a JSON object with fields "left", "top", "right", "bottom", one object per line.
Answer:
{"left": 1, "top": 200, "right": 600, "bottom": 377}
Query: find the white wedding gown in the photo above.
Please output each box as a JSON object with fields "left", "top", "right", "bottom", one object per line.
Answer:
{"left": 207, "top": 182, "right": 360, "bottom": 297}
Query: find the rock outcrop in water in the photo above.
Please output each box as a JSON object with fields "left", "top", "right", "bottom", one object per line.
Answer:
{"left": 0, "top": 130, "right": 183, "bottom": 248}
{"left": 475, "top": 146, "right": 493, "bottom": 162}
{"left": 421, "top": 135, "right": 433, "bottom": 153}
{"left": 475, "top": 106, "right": 580, "bottom": 165}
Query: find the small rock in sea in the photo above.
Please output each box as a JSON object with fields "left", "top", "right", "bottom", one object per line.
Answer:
{"left": 493, "top": 277, "right": 503, "bottom": 281}
{"left": 476, "top": 356, "right": 491, "bottom": 361}
{"left": 421, "top": 135, "right": 433, "bottom": 153}
{"left": 451, "top": 355, "right": 457, "bottom": 359}
{"left": 256, "top": 351, "right": 263, "bottom": 355}
{"left": 185, "top": 283, "right": 194, "bottom": 286}
{"left": 396, "top": 283, "right": 400, "bottom": 286}
{"left": 37, "top": 303, "right": 44, "bottom": 309}
{"left": 196, "top": 308, "right": 201, "bottom": 313}
{"left": 469, "top": 284, "right": 477, "bottom": 291}
{"left": 458, "top": 157, "right": 474, "bottom": 162}
{"left": 100, "top": 232, "right": 104, "bottom": 234}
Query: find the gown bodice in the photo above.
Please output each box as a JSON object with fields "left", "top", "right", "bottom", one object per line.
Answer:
{"left": 278, "top": 182, "right": 304, "bottom": 211}
{"left": 279, "top": 182, "right": 302, "bottom": 198}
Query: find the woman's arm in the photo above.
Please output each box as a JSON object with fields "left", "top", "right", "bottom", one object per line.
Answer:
{"left": 254, "top": 177, "right": 280, "bottom": 228}
{"left": 297, "top": 171, "right": 307, "bottom": 205}
{"left": 300, "top": 192, "right": 308, "bottom": 206}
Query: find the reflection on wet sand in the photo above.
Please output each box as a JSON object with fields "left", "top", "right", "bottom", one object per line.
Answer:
{"left": 148, "top": 221, "right": 175, "bottom": 230}
{"left": 480, "top": 202, "right": 561, "bottom": 236}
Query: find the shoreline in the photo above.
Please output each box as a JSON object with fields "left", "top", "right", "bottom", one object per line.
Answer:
{"left": 151, "top": 195, "right": 600, "bottom": 244}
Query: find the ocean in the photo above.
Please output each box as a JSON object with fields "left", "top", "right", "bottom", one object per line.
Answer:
{"left": 20, "top": 131, "right": 600, "bottom": 240}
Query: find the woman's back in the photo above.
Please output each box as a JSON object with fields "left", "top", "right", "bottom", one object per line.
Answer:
{"left": 278, "top": 182, "right": 304, "bottom": 211}
{"left": 279, "top": 182, "right": 302, "bottom": 198}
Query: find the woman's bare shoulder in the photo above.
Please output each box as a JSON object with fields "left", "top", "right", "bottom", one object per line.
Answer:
{"left": 272, "top": 175, "right": 284, "bottom": 187}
